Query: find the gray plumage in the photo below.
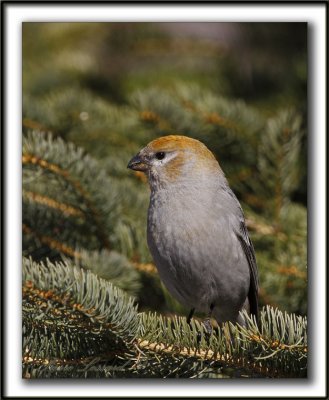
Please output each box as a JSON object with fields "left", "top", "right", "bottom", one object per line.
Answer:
{"left": 128, "top": 135, "right": 259, "bottom": 326}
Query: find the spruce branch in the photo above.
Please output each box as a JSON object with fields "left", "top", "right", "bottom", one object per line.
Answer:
{"left": 137, "top": 308, "right": 307, "bottom": 378}
{"left": 23, "top": 258, "right": 307, "bottom": 379}
{"left": 66, "top": 249, "right": 141, "bottom": 295}
{"left": 23, "top": 257, "right": 139, "bottom": 372}
{"left": 22, "top": 130, "right": 152, "bottom": 263}
{"left": 23, "top": 223, "right": 81, "bottom": 258}
{"left": 257, "top": 110, "right": 303, "bottom": 222}
{"left": 23, "top": 190, "right": 84, "bottom": 217}
{"left": 23, "top": 132, "right": 111, "bottom": 249}
{"left": 131, "top": 84, "right": 264, "bottom": 145}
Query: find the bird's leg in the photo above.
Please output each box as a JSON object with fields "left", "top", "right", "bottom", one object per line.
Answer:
{"left": 187, "top": 305, "right": 214, "bottom": 343}
{"left": 187, "top": 308, "right": 195, "bottom": 326}
{"left": 203, "top": 303, "right": 215, "bottom": 337}
{"left": 187, "top": 308, "right": 203, "bottom": 344}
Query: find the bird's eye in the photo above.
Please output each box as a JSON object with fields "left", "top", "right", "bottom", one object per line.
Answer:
{"left": 155, "top": 152, "right": 165, "bottom": 160}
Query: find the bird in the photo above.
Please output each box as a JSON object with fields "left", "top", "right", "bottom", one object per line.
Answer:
{"left": 127, "top": 135, "right": 259, "bottom": 328}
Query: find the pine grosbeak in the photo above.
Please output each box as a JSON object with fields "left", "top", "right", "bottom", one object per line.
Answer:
{"left": 128, "top": 135, "right": 259, "bottom": 326}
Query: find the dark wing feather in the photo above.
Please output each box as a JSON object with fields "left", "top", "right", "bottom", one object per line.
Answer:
{"left": 223, "top": 185, "right": 259, "bottom": 323}
{"left": 236, "top": 219, "right": 259, "bottom": 324}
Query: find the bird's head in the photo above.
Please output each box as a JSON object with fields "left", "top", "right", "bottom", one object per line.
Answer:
{"left": 127, "top": 135, "right": 222, "bottom": 189}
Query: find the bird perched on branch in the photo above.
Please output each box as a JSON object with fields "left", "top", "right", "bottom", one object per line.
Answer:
{"left": 128, "top": 135, "right": 258, "bottom": 328}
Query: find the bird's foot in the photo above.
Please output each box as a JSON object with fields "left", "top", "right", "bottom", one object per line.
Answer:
{"left": 203, "top": 318, "right": 212, "bottom": 334}
{"left": 195, "top": 318, "right": 213, "bottom": 345}
{"left": 203, "top": 317, "right": 213, "bottom": 337}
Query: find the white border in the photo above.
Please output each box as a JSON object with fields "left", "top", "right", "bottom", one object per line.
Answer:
{"left": 4, "top": 4, "right": 326, "bottom": 398}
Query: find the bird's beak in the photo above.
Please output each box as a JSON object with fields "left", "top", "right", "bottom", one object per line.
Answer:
{"left": 127, "top": 153, "right": 149, "bottom": 172}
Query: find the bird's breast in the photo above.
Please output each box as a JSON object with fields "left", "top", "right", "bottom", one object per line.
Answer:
{"left": 150, "top": 191, "right": 228, "bottom": 287}
{"left": 146, "top": 185, "right": 250, "bottom": 311}
{"left": 147, "top": 188, "right": 211, "bottom": 254}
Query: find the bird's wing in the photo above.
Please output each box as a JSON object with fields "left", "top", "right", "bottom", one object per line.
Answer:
{"left": 223, "top": 186, "right": 259, "bottom": 323}
{"left": 235, "top": 218, "right": 259, "bottom": 323}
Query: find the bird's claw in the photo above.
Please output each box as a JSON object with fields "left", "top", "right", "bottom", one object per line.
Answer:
{"left": 203, "top": 317, "right": 213, "bottom": 337}
{"left": 195, "top": 318, "right": 213, "bottom": 345}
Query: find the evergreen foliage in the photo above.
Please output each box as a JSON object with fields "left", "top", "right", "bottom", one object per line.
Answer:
{"left": 22, "top": 23, "right": 307, "bottom": 378}
{"left": 23, "top": 258, "right": 307, "bottom": 378}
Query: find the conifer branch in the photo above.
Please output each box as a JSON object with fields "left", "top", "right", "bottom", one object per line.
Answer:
{"left": 23, "top": 223, "right": 82, "bottom": 258}
{"left": 23, "top": 258, "right": 307, "bottom": 379}
{"left": 23, "top": 190, "right": 84, "bottom": 217}
{"left": 132, "top": 262, "right": 157, "bottom": 275}
{"left": 23, "top": 148, "right": 110, "bottom": 249}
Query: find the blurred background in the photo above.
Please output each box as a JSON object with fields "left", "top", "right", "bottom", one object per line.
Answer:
{"left": 22, "top": 22, "right": 307, "bottom": 317}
